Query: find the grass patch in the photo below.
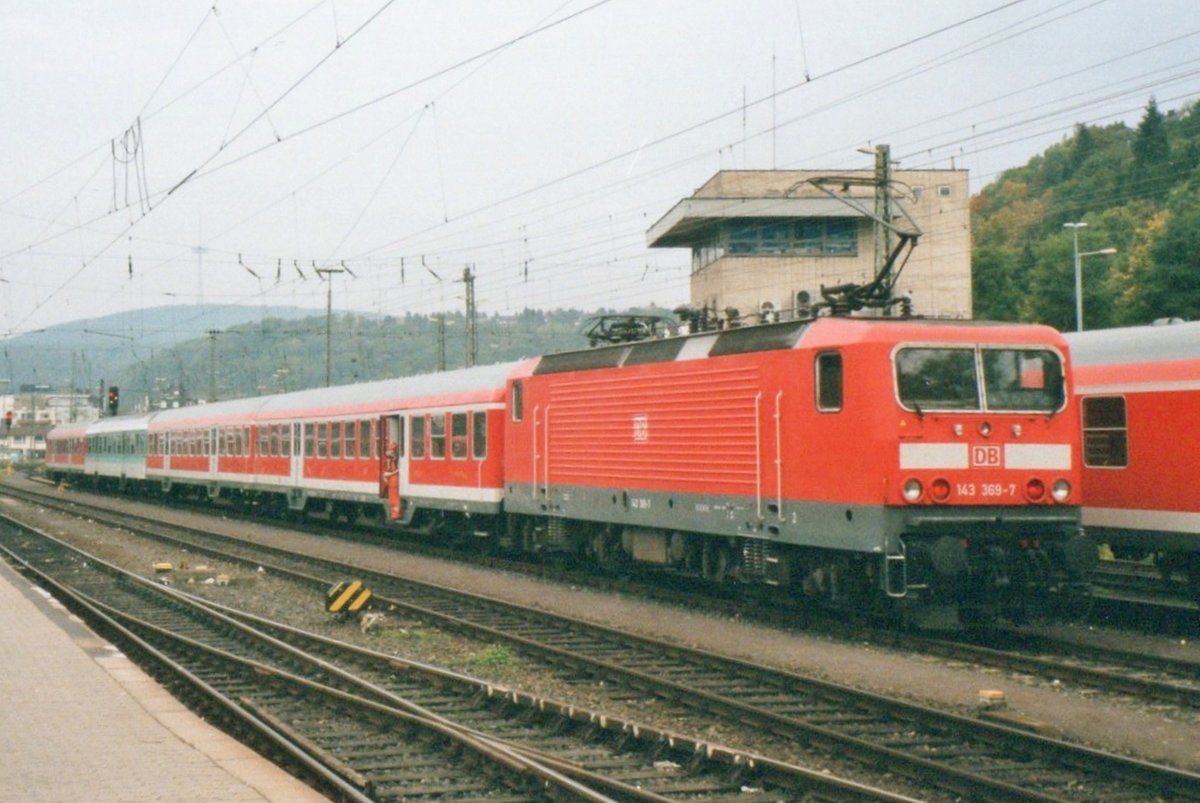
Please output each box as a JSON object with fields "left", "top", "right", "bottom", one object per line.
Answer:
{"left": 467, "top": 644, "right": 517, "bottom": 670}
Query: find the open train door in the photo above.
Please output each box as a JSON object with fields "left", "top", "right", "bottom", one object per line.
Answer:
{"left": 379, "top": 415, "right": 405, "bottom": 521}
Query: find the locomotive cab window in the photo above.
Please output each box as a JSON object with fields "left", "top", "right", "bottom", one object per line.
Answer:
{"left": 1082, "top": 396, "right": 1128, "bottom": 468}
{"left": 896, "top": 347, "right": 979, "bottom": 411}
{"left": 815, "top": 351, "right": 843, "bottom": 412}
{"left": 981, "top": 349, "right": 1064, "bottom": 412}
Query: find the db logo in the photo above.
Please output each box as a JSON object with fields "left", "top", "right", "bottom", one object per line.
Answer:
{"left": 971, "top": 445, "right": 1002, "bottom": 467}
{"left": 632, "top": 415, "right": 649, "bottom": 442}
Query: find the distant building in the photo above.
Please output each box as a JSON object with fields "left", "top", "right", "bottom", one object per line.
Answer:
{"left": 1, "top": 390, "right": 99, "bottom": 427}
{"left": 647, "top": 168, "right": 971, "bottom": 320}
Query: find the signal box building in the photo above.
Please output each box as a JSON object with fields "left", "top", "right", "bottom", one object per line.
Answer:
{"left": 647, "top": 169, "right": 971, "bottom": 320}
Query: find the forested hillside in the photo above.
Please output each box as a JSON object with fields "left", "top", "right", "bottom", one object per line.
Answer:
{"left": 972, "top": 98, "right": 1200, "bottom": 328}
{"left": 108, "top": 307, "right": 613, "bottom": 408}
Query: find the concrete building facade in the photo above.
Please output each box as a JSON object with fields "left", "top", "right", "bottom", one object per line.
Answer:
{"left": 647, "top": 169, "right": 971, "bottom": 321}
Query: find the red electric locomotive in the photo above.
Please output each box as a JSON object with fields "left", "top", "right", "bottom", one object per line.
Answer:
{"left": 1066, "top": 320, "right": 1200, "bottom": 604}
{"left": 503, "top": 316, "right": 1091, "bottom": 625}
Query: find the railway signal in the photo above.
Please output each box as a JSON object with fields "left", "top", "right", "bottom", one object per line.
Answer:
{"left": 106, "top": 386, "right": 119, "bottom": 416}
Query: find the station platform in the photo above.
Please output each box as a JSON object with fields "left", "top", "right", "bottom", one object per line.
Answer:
{"left": 0, "top": 555, "right": 328, "bottom": 803}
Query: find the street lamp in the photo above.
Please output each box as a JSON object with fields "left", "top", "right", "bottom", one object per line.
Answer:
{"left": 1063, "top": 222, "right": 1116, "bottom": 331}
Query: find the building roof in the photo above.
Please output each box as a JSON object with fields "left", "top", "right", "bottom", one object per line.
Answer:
{"left": 646, "top": 197, "right": 866, "bottom": 248}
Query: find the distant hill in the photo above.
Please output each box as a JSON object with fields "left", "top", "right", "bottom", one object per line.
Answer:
{"left": 972, "top": 97, "right": 1200, "bottom": 328}
{"left": 1, "top": 304, "right": 319, "bottom": 393}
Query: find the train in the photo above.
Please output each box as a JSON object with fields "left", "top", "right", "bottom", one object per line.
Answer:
{"left": 1066, "top": 320, "right": 1200, "bottom": 605}
{"left": 45, "top": 315, "right": 1092, "bottom": 626}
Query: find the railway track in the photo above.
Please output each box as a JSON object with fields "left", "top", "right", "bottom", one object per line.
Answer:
{"left": 3, "top": 483, "right": 1199, "bottom": 801}
{"left": 12, "top": 478, "right": 1200, "bottom": 713}
{"left": 0, "top": 518, "right": 914, "bottom": 803}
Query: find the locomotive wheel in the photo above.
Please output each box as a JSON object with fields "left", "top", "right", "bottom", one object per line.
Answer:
{"left": 1188, "top": 554, "right": 1200, "bottom": 608}
{"left": 702, "top": 543, "right": 730, "bottom": 584}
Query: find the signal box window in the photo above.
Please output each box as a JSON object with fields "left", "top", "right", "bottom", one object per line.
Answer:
{"left": 1083, "top": 396, "right": 1128, "bottom": 468}
{"left": 473, "top": 411, "right": 487, "bottom": 459}
{"left": 450, "top": 413, "right": 468, "bottom": 459}
{"left": 411, "top": 416, "right": 426, "bottom": 459}
{"left": 816, "top": 352, "right": 843, "bottom": 412}
{"left": 430, "top": 414, "right": 446, "bottom": 459}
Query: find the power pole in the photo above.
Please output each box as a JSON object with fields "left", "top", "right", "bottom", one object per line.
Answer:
{"left": 463, "top": 265, "right": 477, "bottom": 368}
{"left": 207, "top": 329, "right": 219, "bottom": 402}
{"left": 436, "top": 313, "right": 446, "bottom": 372}
{"left": 315, "top": 266, "right": 345, "bottom": 386}
{"left": 872, "top": 144, "right": 893, "bottom": 278}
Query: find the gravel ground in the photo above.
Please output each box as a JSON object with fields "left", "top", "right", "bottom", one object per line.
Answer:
{"left": 3, "top": 479, "right": 1199, "bottom": 782}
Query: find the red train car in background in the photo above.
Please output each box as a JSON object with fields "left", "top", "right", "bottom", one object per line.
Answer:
{"left": 1066, "top": 320, "right": 1200, "bottom": 604}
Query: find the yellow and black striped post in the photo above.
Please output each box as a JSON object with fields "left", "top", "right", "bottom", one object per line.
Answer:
{"left": 325, "top": 580, "right": 372, "bottom": 614}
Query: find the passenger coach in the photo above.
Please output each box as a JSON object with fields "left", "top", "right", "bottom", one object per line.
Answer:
{"left": 1067, "top": 320, "right": 1200, "bottom": 604}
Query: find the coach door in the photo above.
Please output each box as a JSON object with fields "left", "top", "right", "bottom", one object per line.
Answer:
{"left": 289, "top": 422, "right": 303, "bottom": 484}
{"left": 379, "top": 415, "right": 406, "bottom": 520}
{"left": 209, "top": 427, "right": 219, "bottom": 477}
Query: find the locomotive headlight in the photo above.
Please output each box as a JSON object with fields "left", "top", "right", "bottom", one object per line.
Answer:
{"left": 903, "top": 478, "right": 923, "bottom": 502}
{"left": 1025, "top": 478, "right": 1046, "bottom": 502}
{"left": 978, "top": 421, "right": 992, "bottom": 437}
{"left": 1052, "top": 479, "right": 1071, "bottom": 502}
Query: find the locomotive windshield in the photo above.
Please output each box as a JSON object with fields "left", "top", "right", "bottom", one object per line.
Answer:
{"left": 896, "top": 347, "right": 1064, "bottom": 413}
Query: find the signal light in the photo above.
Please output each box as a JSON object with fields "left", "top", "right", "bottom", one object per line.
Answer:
{"left": 106, "top": 386, "right": 119, "bottom": 416}
{"left": 3, "top": 411, "right": 11, "bottom": 431}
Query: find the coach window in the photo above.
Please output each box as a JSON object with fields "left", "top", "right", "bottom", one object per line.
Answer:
{"left": 411, "top": 416, "right": 426, "bottom": 458}
{"left": 316, "top": 422, "right": 328, "bottom": 459}
{"left": 360, "top": 419, "right": 374, "bottom": 459}
{"left": 304, "top": 423, "right": 314, "bottom": 458}
{"left": 345, "top": 421, "right": 357, "bottom": 459}
{"left": 331, "top": 422, "right": 342, "bottom": 459}
{"left": 451, "top": 413, "right": 468, "bottom": 459}
{"left": 816, "top": 351, "right": 843, "bottom": 412}
{"left": 430, "top": 414, "right": 446, "bottom": 459}
{"left": 281, "top": 425, "right": 291, "bottom": 457}
{"left": 473, "top": 411, "right": 487, "bottom": 459}
{"left": 512, "top": 381, "right": 523, "bottom": 422}
{"left": 1082, "top": 396, "right": 1128, "bottom": 468}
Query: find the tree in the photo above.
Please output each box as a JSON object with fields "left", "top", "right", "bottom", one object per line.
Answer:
{"left": 1136, "top": 189, "right": 1200, "bottom": 321}
{"left": 1133, "top": 98, "right": 1170, "bottom": 167}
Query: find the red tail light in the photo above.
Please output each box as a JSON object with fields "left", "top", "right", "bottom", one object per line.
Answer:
{"left": 1025, "top": 478, "right": 1046, "bottom": 501}
{"left": 930, "top": 478, "right": 951, "bottom": 502}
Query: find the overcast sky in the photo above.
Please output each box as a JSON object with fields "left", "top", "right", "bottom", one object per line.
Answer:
{"left": 2, "top": 0, "right": 1197, "bottom": 338}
